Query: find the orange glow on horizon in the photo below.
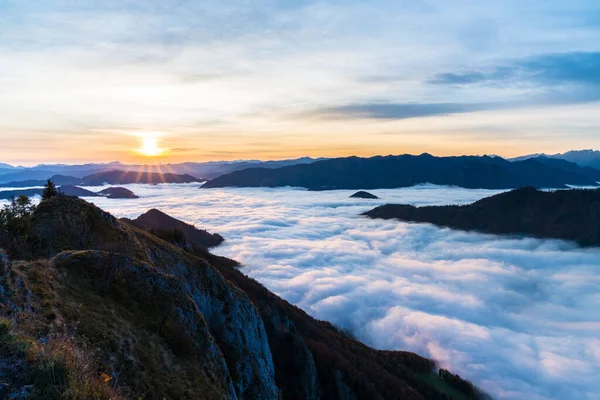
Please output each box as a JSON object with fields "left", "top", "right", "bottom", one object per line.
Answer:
{"left": 4, "top": 101, "right": 600, "bottom": 166}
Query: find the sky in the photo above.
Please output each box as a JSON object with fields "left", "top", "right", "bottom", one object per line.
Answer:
{"left": 1, "top": 0, "right": 600, "bottom": 165}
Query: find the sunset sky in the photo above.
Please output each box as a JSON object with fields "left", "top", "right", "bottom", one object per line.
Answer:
{"left": 1, "top": 1, "right": 600, "bottom": 165}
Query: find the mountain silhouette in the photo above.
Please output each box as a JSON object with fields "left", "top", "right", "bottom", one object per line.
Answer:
{"left": 365, "top": 187, "right": 600, "bottom": 246}
{"left": 203, "top": 154, "right": 600, "bottom": 190}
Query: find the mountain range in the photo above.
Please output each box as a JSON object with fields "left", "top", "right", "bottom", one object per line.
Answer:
{"left": 510, "top": 149, "right": 600, "bottom": 170}
{"left": 0, "top": 157, "right": 323, "bottom": 184}
{"left": 5, "top": 151, "right": 600, "bottom": 192}
{"left": 203, "top": 154, "right": 600, "bottom": 190}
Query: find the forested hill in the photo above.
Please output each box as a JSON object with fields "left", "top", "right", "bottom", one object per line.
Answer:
{"left": 365, "top": 187, "right": 600, "bottom": 246}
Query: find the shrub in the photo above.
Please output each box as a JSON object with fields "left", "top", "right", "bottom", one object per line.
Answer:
{"left": 0, "top": 195, "right": 35, "bottom": 258}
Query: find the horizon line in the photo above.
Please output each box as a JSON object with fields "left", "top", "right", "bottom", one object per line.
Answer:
{"left": 2, "top": 149, "right": 599, "bottom": 169}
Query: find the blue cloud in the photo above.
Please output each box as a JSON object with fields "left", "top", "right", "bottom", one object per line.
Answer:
{"left": 524, "top": 52, "right": 600, "bottom": 85}
{"left": 430, "top": 52, "right": 600, "bottom": 86}
{"left": 313, "top": 102, "right": 499, "bottom": 120}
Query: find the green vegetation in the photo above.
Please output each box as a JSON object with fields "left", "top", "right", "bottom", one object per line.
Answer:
{"left": 42, "top": 179, "right": 58, "bottom": 201}
{"left": 366, "top": 186, "right": 600, "bottom": 247}
{"left": 0, "top": 195, "right": 35, "bottom": 257}
{"left": 149, "top": 227, "right": 186, "bottom": 248}
{"left": 0, "top": 320, "right": 121, "bottom": 400}
{"left": 418, "top": 371, "right": 476, "bottom": 400}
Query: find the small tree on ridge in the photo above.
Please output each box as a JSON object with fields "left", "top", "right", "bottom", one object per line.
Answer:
{"left": 42, "top": 179, "right": 58, "bottom": 201}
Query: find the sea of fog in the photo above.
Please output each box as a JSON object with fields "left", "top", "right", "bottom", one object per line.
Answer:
{"left": 4, "top": 184, "right": 600, "bottom": 400}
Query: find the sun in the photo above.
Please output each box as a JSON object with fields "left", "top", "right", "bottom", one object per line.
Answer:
{"left": 135, "top": 132, "right": 166, "bottom": 157}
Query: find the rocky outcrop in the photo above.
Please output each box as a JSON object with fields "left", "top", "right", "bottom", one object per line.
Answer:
{"left": 0, "top": 249, "right": 8, "bottom": 300}
{"left": 123, "top": 208, "right": 224, "bottom": 249}
{"left": 175, "top": 258, "right": 278, "bottom": 399}
{"left": 0, "top": 249, "right": 7, "bottom": 275}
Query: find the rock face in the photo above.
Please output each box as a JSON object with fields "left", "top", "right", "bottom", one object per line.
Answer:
{"left": 365, "top": 187, "right": 600, "bottom": 246}
{"left": 0, "top": 196, "right": 484, "bottom": 400}
{"left": 0, "top": 249, "right": 7, "bottom": 288}
{"left": 209, "top": 252, "right": 486, "bottom": 400}
{"left": 97, "top": 187, "right": 139, "bottom": 199}
{"left": 350, "top": 191, "right": 379, "bottom": 199}
{"left": 202, "top": 153, "right": 600, "bottom": 190}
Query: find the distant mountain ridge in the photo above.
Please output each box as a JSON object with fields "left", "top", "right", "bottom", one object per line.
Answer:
{"left": 0, "top": 175, "right": 83, "bottom": 188}
{"left": 0, "top": 170, "right": 202, "bottom": 188}
{"left": 80, "top": 170, "right": 199, "bottom": 185}
{"left": 5, "top": 153, "right": 600, "bottom": 190}
{"left": 0, "top": 163, "right": 20, "bottom": 169}
{"left": 0, "top": 157, "right": 324, "bottom": 183}
{"left": 0, "top": 186, "right": 99, "bottom": 200}
{"left": 365, "top": 187, "right": 600, "bottom": 246}
{"left": 0, "top": 185, "right": 138, "bottom": 200}
{"left": 203, "top": 154, "right": 600, "bottom": 190}
{"left": 510, "top": 149, "right": 600, "bottom": 170}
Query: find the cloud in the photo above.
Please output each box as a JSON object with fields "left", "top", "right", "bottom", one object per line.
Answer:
{"left": 37, "top": 183, "right": 600, "bottom": 400}
{"left": 303, "top": 53, "right": 600, "bottom": 121}
{"left": 429, "top": 67, "right": 516, "bottom": 86}
{"left": 430, "top": 52, "right": 600, "bottom": 88}
{"left": 426, "top": 52, "right": 600, "bottom": 108}
{"left": 308, "top": 102, "right": 501, "bottom": 120}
